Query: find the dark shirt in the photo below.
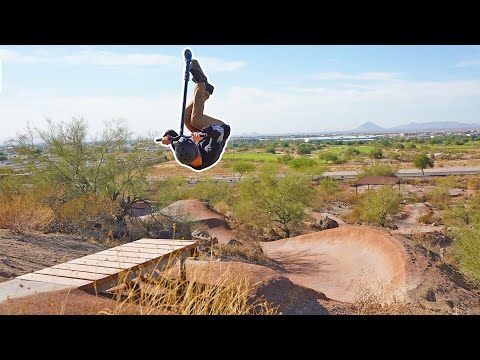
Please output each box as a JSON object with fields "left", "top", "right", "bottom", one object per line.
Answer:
{"left": 164, "top": 124, "right": 231, "bottom": 171}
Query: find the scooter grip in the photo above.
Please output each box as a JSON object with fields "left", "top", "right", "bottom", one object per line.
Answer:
{"left": 184, "top": 49, "right": 192, "bottom": 62}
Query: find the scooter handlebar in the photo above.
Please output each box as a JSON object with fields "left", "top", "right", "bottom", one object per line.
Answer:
{"left": 184, "top": 49, "right": 192, "bottom": 62}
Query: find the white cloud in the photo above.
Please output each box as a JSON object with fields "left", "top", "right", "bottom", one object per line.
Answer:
{"left": 313, "top": 71, "right": 400, "bottom": 81}
{"left": 2, "top": 79, "right": 480, "bottom": 142}
{"left": 200, "top": 57, "right": 247, "bottom": 72}
{"left": 0, "top": 48, "right": 247, "bottom": 71}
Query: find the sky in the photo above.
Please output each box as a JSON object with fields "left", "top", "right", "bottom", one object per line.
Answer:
{"left": 1, "top": 45, "right": 480, "bottom": 142}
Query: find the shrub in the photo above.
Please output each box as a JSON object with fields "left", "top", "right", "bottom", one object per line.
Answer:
{"left": 318, "top": 177, "right": 338, "bottom": 195}
{"left": 277, "top": 154, "right": 293, "bottom": 164}
{"left": 265, "top": 145, "right": 276, "bottom": 154}
{"left": 452, "top": 227, "right": 480, "bottom": 287}
{"left": 369, "top": 148, "right": 383, "bottom": 159}
{"left": 358, "top": 164, "right": 396, "bottom": 178}
{"left": 0, "top": 193, "right": 54, "bottom": 233}
{"left": 318, "top": 152, "right": 341, "bottom": 164}
{"left": 53, "top": 194, "right": 121, "bottom": 234}
{"left": 354, "top": 186, "right": 400, "bottom": 227}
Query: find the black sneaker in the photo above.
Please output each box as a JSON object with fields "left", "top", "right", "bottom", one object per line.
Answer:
{"left": 190, "top": 59, "right": 208, "bottom": 84}
{"left": 205, "top": 82, "right": 214, "bottom": 95}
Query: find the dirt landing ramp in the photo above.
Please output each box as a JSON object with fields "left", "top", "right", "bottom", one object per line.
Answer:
{"left": 262, "top": 226, "right": 414, "bottom": 303}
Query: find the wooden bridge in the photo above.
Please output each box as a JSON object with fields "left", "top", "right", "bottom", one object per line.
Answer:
{"left": 0, "top": 238, "right": 198, "bottom": 303}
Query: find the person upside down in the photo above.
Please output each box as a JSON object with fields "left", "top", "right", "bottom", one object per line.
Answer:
{"left": 159, "top": 59, "right": 231, "bottom": 172}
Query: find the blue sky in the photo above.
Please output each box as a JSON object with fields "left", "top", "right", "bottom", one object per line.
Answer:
{"left": 1, "top": 45, "right": 480, "bottom": 142}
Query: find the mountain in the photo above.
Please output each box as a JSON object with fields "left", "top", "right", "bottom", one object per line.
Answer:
{"left": 350, "top": 121, "right": 480, "bottom": 134}
{"left": 388, "top": 121, "right": 480, "bottom": 132}
{"left": 351, "top": 122, "right": 387, "bottom": 133}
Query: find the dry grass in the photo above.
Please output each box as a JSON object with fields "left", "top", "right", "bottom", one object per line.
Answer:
{"left": 0, "top": 194, "right": 54, "bottom": 233}
{"left": 101, "top": 262, "right": 278, "bottom": 315}
{"left": 351, "top": 271, "right": 414, "bottom": 315}
{"left": 214, "top": 240, "right": 278, "bottom": 269}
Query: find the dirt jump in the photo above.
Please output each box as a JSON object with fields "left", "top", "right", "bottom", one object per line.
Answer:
{"left": 262, "top": 226, "right": 416, "bottom": 303}
{"left": 160, "top": 199, "right": 235, "bottom": 244}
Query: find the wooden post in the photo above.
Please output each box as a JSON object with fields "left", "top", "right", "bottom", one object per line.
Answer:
{"left": 210, "top": 236, "right": 214, "bottom": 260}
{"left": 179, "top": 255, "right": 186, "bottom": 281}
{"left": 172, "top": 223, "right": 176, "bottom": 239}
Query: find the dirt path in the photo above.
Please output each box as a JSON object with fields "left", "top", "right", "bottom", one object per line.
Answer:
{"left": 392, "top": 203, "right": 442, "bottom": 236}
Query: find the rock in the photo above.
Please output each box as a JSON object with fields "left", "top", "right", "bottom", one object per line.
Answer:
{"left": 157, "top": 230, "right": 173, "bottom": 239}
{"left": 264, "top": 228, "right": 282, "bottom": 241}
{"left": 313, "top": 216, "right": 339, "bottom": 231}
{"left": 426, "top": 288, "right": 437, "bottom": 302}
{"left": 385, "top": 224, "right": 399, "bottom": 230}
{"left": 228, "top": 239, "right": 243, "bottom": 246}
{"left": 191, "top": 229, "right": 211, "bottom": 240}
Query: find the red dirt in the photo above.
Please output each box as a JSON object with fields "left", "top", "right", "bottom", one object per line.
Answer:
{"left": 0, "top": 288, "right": 141, "bottom": 315}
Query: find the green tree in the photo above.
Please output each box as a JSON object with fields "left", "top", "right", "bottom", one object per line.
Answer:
{"left": 15, "top": 118, "right": 148, "bottom": 216}
{"left": 357, "top": 186, "right": 400, "bottom": 227}
{"left": 413, "top": 152, "right": 434, "bottom": 175}
{"left": 233, "top": 166, "right": 313, "bottom": 238}
{"left": 319, "top": 152, "right": 340, "bottom": 164}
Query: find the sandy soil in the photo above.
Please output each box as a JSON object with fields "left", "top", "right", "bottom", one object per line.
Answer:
{"left": 0, "top": 229, "right": 110, "bottom": 282}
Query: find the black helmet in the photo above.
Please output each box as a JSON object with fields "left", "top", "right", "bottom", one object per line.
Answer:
{"left": 175, "top": 137, "right": 199, "bottom": 165}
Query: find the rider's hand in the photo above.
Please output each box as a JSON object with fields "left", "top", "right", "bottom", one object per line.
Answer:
{"left": 191, "top": 132, "right": 204, "bottom": 142}
{"left": 161, "top": 135, "right": 172, "bottom": 145}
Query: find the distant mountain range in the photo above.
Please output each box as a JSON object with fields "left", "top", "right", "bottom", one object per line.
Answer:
{"left": 351, "top": 121, "right": 480, "bottom": 133}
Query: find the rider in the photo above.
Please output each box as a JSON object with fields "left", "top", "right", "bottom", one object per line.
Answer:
{"left": 159, "top": 59, "right": 231, "bottom": 172}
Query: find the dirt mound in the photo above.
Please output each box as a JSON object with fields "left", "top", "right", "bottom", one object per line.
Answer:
{"left": 183, "top": 260, "right": 330, "bottom": 315}
{"left": 0, "top": 229, "right": 109, "bottom": 282}
{"left": 262, "top": 226, "right": 413, "bottom": 303}
{"left": 161, "top": 199, "right": 225, "bottom": 223}
{"left": 161, "top": 200, "right": 235, "bottom": 245}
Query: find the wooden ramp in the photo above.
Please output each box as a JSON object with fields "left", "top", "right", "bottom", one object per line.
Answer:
{"left": 1, "top": 239, "right": 197, "bottom": 302}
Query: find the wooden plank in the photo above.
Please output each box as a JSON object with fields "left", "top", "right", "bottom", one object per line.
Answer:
{"left": 17, "top": 273, "right": 91, "bottom": 287}
{"left": 135, "top": 239, "right": 197, "bottom": 246}
{"left": 116, "top": 243, "right": 184, "bottom": 250}
{"left": 111, "top": 246, "right": 176, "bottom": 255}
{"left": 36, "top": 268, "right": 108, "bottom": 281}
{"left": 0, "top": 279, "right": 74, "bottom": 303}
{"left": 67, "top": 258, "right": 136, "bottom": 269}
{"left": 52, "top": 263, "right": 120, "bottom": 275}
{"left": 96, "top": 250, "right": 164, "bottom": 260}
{"left": 80, "top": 256, "right": 172, "bottom": 294}
{"left": 85, "top": 254, "right": 159, "bottom": 264}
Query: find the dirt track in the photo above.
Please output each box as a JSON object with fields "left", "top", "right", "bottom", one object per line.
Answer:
{"left": 262, "top": 226, "right": 413, "bottom": 303}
